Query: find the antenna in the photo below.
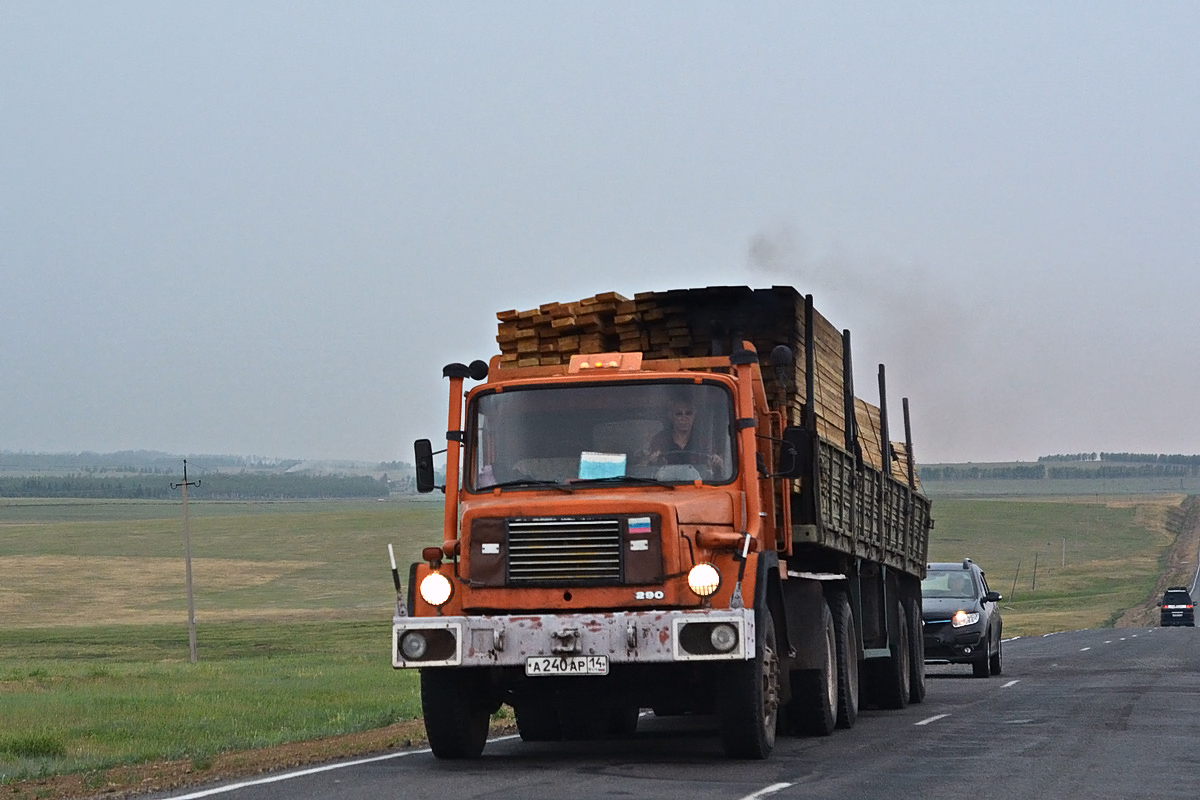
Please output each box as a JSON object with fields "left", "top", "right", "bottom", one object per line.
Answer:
{"left": 171, "top": 459, "right": 201, "bottom": 663}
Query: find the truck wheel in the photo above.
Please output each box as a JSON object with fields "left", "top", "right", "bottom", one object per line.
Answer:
{"left": 870, "top": 601, "right": 910, "bottom": 709}
{"left": 828, "top": 592, "right": 859, "bottom": 729}
{"left": 514, "top": 698, "right": 562, "bottom": 742}
{"left": 607, "top": 705, "right": 640, "bottom": 738}
{"left": 718, "top": 607, "right": 780, "bottom": 759}
{"left": 420, "top": 668, "right": 492, "bottom": 759}
{"left": 905, "top": 598, "right": 926, "bottom": 704}
{"left": 786, "top": 602, "right": 837, "bottom": 736}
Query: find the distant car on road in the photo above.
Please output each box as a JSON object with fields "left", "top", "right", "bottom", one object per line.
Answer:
{"left": 921, "top": 559, "right": 1003, "bottom": 677}
{"left": 1160, "top": 587, "right": 1195, "bottom": 627}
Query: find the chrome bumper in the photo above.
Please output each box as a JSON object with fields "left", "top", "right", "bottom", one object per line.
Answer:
{"left": 392, "top": 608, "right": 755, "bottom": 669}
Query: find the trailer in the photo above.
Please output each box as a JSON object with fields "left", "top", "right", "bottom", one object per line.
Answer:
{"left": 394, "top": 285, "right": 931, "bottom": 759}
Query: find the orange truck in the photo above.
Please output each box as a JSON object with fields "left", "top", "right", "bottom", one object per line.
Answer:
{"left": 394, "top": 285, "right": 931, "bottom": 760}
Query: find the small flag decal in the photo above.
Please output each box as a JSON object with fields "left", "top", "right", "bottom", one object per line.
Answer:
{"left": 628, "top": 517, "right": 652, "bottom": 535}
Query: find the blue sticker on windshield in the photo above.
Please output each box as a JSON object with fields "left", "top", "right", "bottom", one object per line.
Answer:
{"left": 579, "top": 451, "right": 627, "bottom": 479}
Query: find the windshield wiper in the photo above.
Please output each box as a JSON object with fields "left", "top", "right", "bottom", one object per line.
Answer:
{"left": 569, "top": 476, "right": 676, "bottom": 488}
{"left": 477, "top": 478, "right": 574, "bottom": 492}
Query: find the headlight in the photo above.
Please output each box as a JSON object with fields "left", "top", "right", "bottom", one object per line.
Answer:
{"left": 687, "top": 563, "right": 721, "bottom": 597}
{"left": 399, "top": 631, "right": 428, "bottom": 660}
{"left": 952, "top": 610, "right": 980, "bottom": 627}
{"left": 709, "top": 623, "right": 738, "bottom": 652}
{"left": 419, "top": 572, "right": 453, "bottom": 607}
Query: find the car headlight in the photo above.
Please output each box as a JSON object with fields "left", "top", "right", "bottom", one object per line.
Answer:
{"left": 952, "top": 610, "right": 980, "bottom": 627}
{"left": 419, "top": 571, "right": 453, "bottom": 607}
{"left": 687, "top": 563, "right": 721, "bottom": 597}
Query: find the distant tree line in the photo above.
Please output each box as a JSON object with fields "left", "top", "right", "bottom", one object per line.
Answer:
{"left": 1096, "top": 452, "right": 1200, "bottom": 466}
{"left": 0, "top": 473, "right": 389, "bottom": 500}
{"left": 923, "top": 460, "right": 1200, "bottom": 481}
{"left": 920, "top": 464, "right": 1049, "bottom": 481}
{"left": 1037, "top": 453, "right": 1099, "bottom": 462}
{"left": 0, "top": 451, "right": 301, "bottom": 472}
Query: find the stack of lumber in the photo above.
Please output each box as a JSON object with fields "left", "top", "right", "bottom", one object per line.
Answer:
{"left": 495, "top": 286, "right": 918, "bottom": 487}
{"left": 496, "top": 292, "right": 628, "bottom": 367}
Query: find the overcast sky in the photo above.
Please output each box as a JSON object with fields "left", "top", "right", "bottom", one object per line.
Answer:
{"left": 3, "top": 2, "right": 1199, "bottom": 465}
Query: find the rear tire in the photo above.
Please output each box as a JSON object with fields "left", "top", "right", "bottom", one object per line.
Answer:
{"left": 828, "top": 592, "right": 860, "bottom": 729}
{"left": 870, "top": 602, "right": 910, "bottom": 709}
{"left": 906, "top": 598, "right": 926, "bottom": 704}
{"left": 786, "top": 602, "right": 837, "bottom": 736}
{"left": 421, "top": 669, "right": 492, "bottom": 759}
{"left": 718, "top": 607, "right": 780, "bottom": 759}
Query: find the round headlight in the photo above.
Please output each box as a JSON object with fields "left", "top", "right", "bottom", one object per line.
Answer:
{"left": 687, "top": 563, "right": 721, "bottom": 597}
{"left": 709, "top": 623, "right": 738, "bottom": 652}
{"left": 419, "top": 572, "right": 453, "bottom": 607}
{"left": 400, "top": 631, "right": 428, "bottom": 660}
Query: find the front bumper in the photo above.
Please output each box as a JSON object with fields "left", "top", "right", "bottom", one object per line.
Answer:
{"left": 393, "top": 608, "right": 755, "bottom": 669}
{"left": 923, "top": 619, "right": 985, "bottom": 662}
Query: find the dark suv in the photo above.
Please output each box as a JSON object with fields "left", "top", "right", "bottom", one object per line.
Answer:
{"left": 921, "top": 559, "right": 1003, "bottom": 678}
{"left": 1160, "top": 587, "right": 1195, "bottom": 627}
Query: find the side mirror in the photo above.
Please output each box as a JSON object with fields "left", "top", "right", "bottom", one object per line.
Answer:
{"left": 773, "top": 426, "right": 811, "bottom": 479}
{"left": 414, "top": 439, "right": 436, "bottom": 494}
{"left": 983, "top": 590, "right": 1002, "bottom": 604}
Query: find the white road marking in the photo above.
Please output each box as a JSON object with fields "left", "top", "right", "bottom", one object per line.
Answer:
{"left": 163, "top": 736, "right": 522, "bottom": 799}
{"left": 915, "top": 713, "right": 950, "bottom": 726}
{"left": 1080, "top": 646, "right": 1092, "bottom": 651}
{"left": 1001, "top": 680, "right": 1020, "bottom": 688}
{"left": 739, "top": 782, "right": 793, "bottom": 800}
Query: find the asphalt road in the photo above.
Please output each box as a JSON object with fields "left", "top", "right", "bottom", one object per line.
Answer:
{"left": 153, "top": 627, "right": 1200, "bottom": 800}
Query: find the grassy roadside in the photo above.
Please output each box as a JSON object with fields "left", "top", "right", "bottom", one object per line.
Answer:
{"left": 926, "top": 493, "right": 1190, "bottom": 635}
{"left": 0, "top": 622, "right": 422, "bottom": 784}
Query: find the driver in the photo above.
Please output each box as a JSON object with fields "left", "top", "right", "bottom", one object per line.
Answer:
{"left": 641, "top": 397, "right": 723, "bottom": 473}
{"left": 948, "top": 573, "right": 973, "bottom": 596}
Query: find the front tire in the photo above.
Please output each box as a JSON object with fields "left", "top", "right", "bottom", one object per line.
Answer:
{"left": 514, "top": 697, "right": 561, "bottom": 742}
{"left": 989, "top": 630, "right": 1004, "bottom": 676}
{"left": 718, "top": 607, "right": 780, "bottom": 759}
{"left": 421, "top": 668, "right": 492, "bottom": 759}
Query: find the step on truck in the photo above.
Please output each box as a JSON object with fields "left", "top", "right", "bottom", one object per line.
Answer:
{"left": 393, "top": 285, "right": 932, "bottom": 759}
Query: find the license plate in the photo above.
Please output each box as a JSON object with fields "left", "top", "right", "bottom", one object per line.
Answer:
{"left": 524, "top": 655, "right": 609, "bottom": 676}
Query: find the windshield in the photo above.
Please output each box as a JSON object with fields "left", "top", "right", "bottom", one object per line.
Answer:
{"left": 466, "top": 380, "right": 736, "bottom": 490}
{"left": 921, "top": 570, "right": 979, "bottom": 599}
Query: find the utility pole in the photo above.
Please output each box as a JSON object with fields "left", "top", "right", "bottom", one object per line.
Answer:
{"left": 171, "top": 460, "right": 200, "bottom": 663}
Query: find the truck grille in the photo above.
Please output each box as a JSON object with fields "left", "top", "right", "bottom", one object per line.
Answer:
{"left": 508, "top": 517, "right": 623, "bottom": 584}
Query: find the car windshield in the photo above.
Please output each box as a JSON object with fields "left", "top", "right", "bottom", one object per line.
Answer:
{"left": 922, "top": 570, "right": 979, "bottom": 599}
{"left": 1164, "top": 591, "right": 1192, "bottom": 605}
{"left": 465, "top": 380, "right": 736, "bottom": 490}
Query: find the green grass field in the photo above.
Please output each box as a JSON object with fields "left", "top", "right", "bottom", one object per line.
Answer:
{"left": 0, "top": 498, "right": 445, "bottom": 785}
{"left": 927, "top": 494, "right": 1186, "bottom": 634}
{"left": 1, "top": 491, "right": 1191, "bottom": 786}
